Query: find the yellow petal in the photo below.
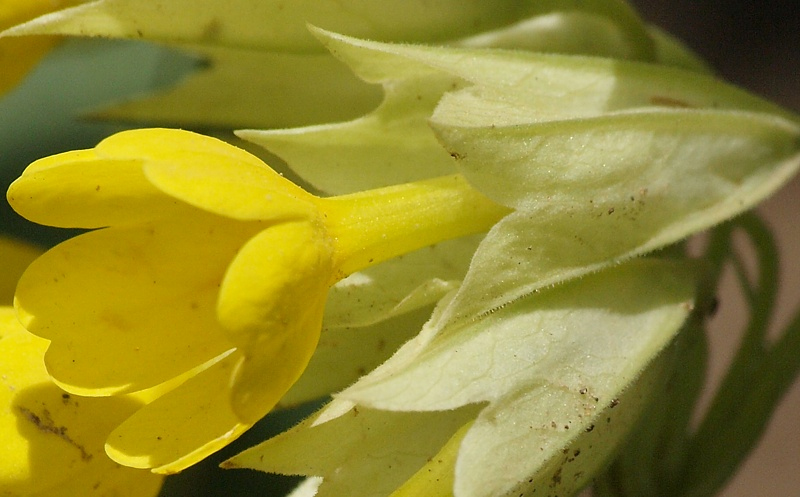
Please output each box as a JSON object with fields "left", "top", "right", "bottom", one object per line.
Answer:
{"left": 217, "top": 222, "right": 334, "bottom": 422}
{"left": 0, "top": 308, "right": 163, "bottom": 496}
{"left": 95, "top": 128, "right": 264, "bottom": 167}
{"left": 7, "top": 149, "right": 188, "bottom": 229}
{"left": 14, "top": 212, "right": 262, "bottom": 395}
{"left": 102, "top": 128, "right": 316, "bottom": 221}
{"left": 105, "top": 352, "right": 248, "bottom": 474}
{"left": 104, "top": 128, "right": 318, "bottom": 221}
{"left": 7, "top": 128, "right": 316, "bottom": 228}
{"left": 143, "top": 150, "right": 317, "bottom": 221}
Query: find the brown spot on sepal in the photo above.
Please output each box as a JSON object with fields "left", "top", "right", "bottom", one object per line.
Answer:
{"left": 649, "top": 95, "right": 694, "bottom": 108}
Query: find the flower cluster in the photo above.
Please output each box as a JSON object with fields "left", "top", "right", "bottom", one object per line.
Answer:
{"left": 2, "top": 1, "right": 800, "bottom": 497}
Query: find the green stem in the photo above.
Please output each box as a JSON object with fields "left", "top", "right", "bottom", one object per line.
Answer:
{"left": 680, "top": 212, "right": 782, "bottom": 497}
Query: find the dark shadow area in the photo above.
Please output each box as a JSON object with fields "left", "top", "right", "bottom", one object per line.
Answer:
{"left": 630, "top": 0, "right": 800, "bottom": 112}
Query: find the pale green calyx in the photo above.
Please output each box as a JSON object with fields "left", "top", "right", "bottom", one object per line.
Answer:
{"left": 227, "top": 258, "right": 696, "bottom": 497}
{"left": 257, "top": 30, "right": 800, "bottom": 333}
{"left": 224, "top": 28, "right": 800, "bottom": 497}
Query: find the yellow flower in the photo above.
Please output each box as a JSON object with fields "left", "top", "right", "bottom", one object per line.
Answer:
{"left": 0, "top": 0, "right": 75, "bottom": 95}
{"left": 0, "top": 239, "right": 164, "bottom": 497}
{"left": 6, "top": 128, "right": 508, "bottom": 473}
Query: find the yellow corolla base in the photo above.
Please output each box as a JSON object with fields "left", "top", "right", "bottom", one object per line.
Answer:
{"left": 0, "top": 0, "right": 75, "bottom": 95}
{"left": 6, "top": 128, "right": 509, "bottom": 473}
{"left": 0, "top": 308, "right": 164, "bottom": 496}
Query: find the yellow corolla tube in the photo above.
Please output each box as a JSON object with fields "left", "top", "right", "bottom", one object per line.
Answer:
{"left": 0, "top": 0, "right": 75, "bottom": 95}
{"left": 6, "top": 128, "right": 509, "bottom": 473}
